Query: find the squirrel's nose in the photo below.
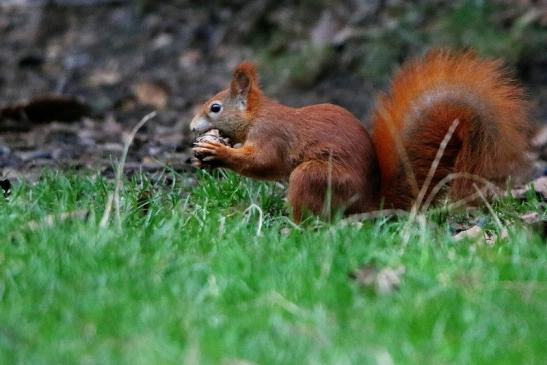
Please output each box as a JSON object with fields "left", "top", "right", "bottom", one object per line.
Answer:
{"left": 190, "top": 116, "right": 212, "bottom": 134}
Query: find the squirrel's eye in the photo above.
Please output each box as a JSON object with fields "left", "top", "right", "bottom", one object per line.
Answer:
{"left": 210, "top": 103, "right": 222, "bottom": 113}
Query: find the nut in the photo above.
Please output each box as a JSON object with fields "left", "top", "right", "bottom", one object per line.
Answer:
{"left": 193, "top": 129, "right": 229, "bottom": 160}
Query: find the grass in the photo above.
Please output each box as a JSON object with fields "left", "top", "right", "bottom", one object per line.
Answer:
{"left": 0, "top": 170, "right": 546, "bottom": 365}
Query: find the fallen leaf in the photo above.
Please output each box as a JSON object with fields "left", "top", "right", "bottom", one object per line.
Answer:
{"left": 350, "top": 265, "right": 405, "bottom": 294}
{"left": 532, "top": 124, "right": 547, "bottom": 148}
{"left": 280, "top": 227, "right": 291, "bottom": 236}
{"left": 453, "top": 225, "right": 483, "bottom": 241}
{"left": 26, "top": 210, "right": 89, "bottom": 230}
{"left": 376, "top": 266, "right": 406, "bottom": 294}
{"left": 511, "top": 176, "right": 547, "bottom": 201}
{"left": 152, "top": 33, "right": 173, "bottom": 49}
{"left": 87, "top": 68, "right": 122, "bottom": 87}
{"left": 178, "top": 50, "right": 202, "bottom": 69}
{"left": 520, "top": 211, "right": 547, "bottom": 238}
{"left": 531, "top": 176, "right": 547, "bottom": 198}
{"left": 132, "top": 81, "right": 169, "bottom": 109}
{"left": 520, "top": 212, "right": 541, "bottom": 224}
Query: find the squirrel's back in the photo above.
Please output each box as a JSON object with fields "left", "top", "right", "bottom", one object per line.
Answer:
{"left": 372, "top": 50, "right": 532, "bottom": 208}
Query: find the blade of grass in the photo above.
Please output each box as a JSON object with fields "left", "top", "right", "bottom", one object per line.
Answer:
{"left": 402, "top": 119, "right": 460, "bottom": 245}
{"left": 101, "top": 111, "right": 157, "bottom": 228}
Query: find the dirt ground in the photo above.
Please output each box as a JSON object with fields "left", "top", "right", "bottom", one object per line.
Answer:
{"left": 0, "top": 1, "right": 546, "bottom": 180}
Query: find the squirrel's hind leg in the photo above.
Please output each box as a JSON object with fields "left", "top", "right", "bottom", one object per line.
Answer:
{"left": 288, "top": 160, "right": 365, "bottom": 222}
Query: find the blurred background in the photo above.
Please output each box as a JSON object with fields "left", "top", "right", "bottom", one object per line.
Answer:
{"left": 1, "top": 0, "right": 546, "bottom": 179}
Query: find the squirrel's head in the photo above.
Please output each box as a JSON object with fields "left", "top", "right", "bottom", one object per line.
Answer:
{"left": 190, "top": 62, "right": 262, "bottom": 143}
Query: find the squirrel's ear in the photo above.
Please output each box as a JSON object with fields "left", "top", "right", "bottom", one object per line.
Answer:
{"left": 230, "top": 62, "right": 259, "bottom": 109}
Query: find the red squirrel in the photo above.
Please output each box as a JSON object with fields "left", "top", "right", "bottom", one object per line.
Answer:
{"left": 191, "top": 50, "right": 532, "bottom": 222}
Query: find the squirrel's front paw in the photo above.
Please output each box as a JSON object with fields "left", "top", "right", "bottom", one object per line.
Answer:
{"left": 193, "top": 141, "right": 230, "bottom": 167}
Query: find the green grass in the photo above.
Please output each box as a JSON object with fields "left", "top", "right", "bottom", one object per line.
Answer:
{"left": 0, "top": 170, "right": 546, "bottom": 365}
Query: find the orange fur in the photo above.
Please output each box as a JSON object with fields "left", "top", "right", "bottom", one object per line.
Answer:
{"left": 192, "top": 50, "right": 532, "bottom": 221}
{"left": 192, "top": 86, "right": 379, "bottom": 222}
{"left": 372, "top": 50, "right": 531, "bottom": 208}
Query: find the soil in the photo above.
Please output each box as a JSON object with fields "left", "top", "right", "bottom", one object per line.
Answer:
{"left": 0, "top": 1, "right": 546, "bottom": 180}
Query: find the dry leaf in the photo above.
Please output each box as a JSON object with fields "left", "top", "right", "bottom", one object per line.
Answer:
{"left": 26, "top": 210, "right": 89, "bottom": 230}
{"left": 521, "top": 212, "right": 541, "bottom": 224}
{"left": 532, "top": 125, "right": 547, "bottom": 148}
{"left": 350, "top": 265, "right": 405, "bottom": 294}
{"left": 280, "top": 227, "right": 291, "bottom": 236}
{"left": 531, "top": 176, "right": 547, "bottom": 198}
{"left": 520, "top": 211, "right": 547, "bottom": 238}
{"left": 453, "top": 225, "right": 483, "bottom": 241}
{"left": 178, "top": 50, "right": 202, "bottom": 69}
{"left": 87, "top": 68, "right": 121, "bottom": 87}
{"left": 511, "top": 176, "right": 547, "bottom": 201}
{"left": 132, "top": 81, "right": 169, "bottom": 109}
{"left": 152, "top": 33, "right": 173, "bottom": 49}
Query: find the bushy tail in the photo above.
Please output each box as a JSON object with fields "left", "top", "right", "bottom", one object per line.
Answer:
{"left": 372, "top": 50, "right": 532, "bottom": 209}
